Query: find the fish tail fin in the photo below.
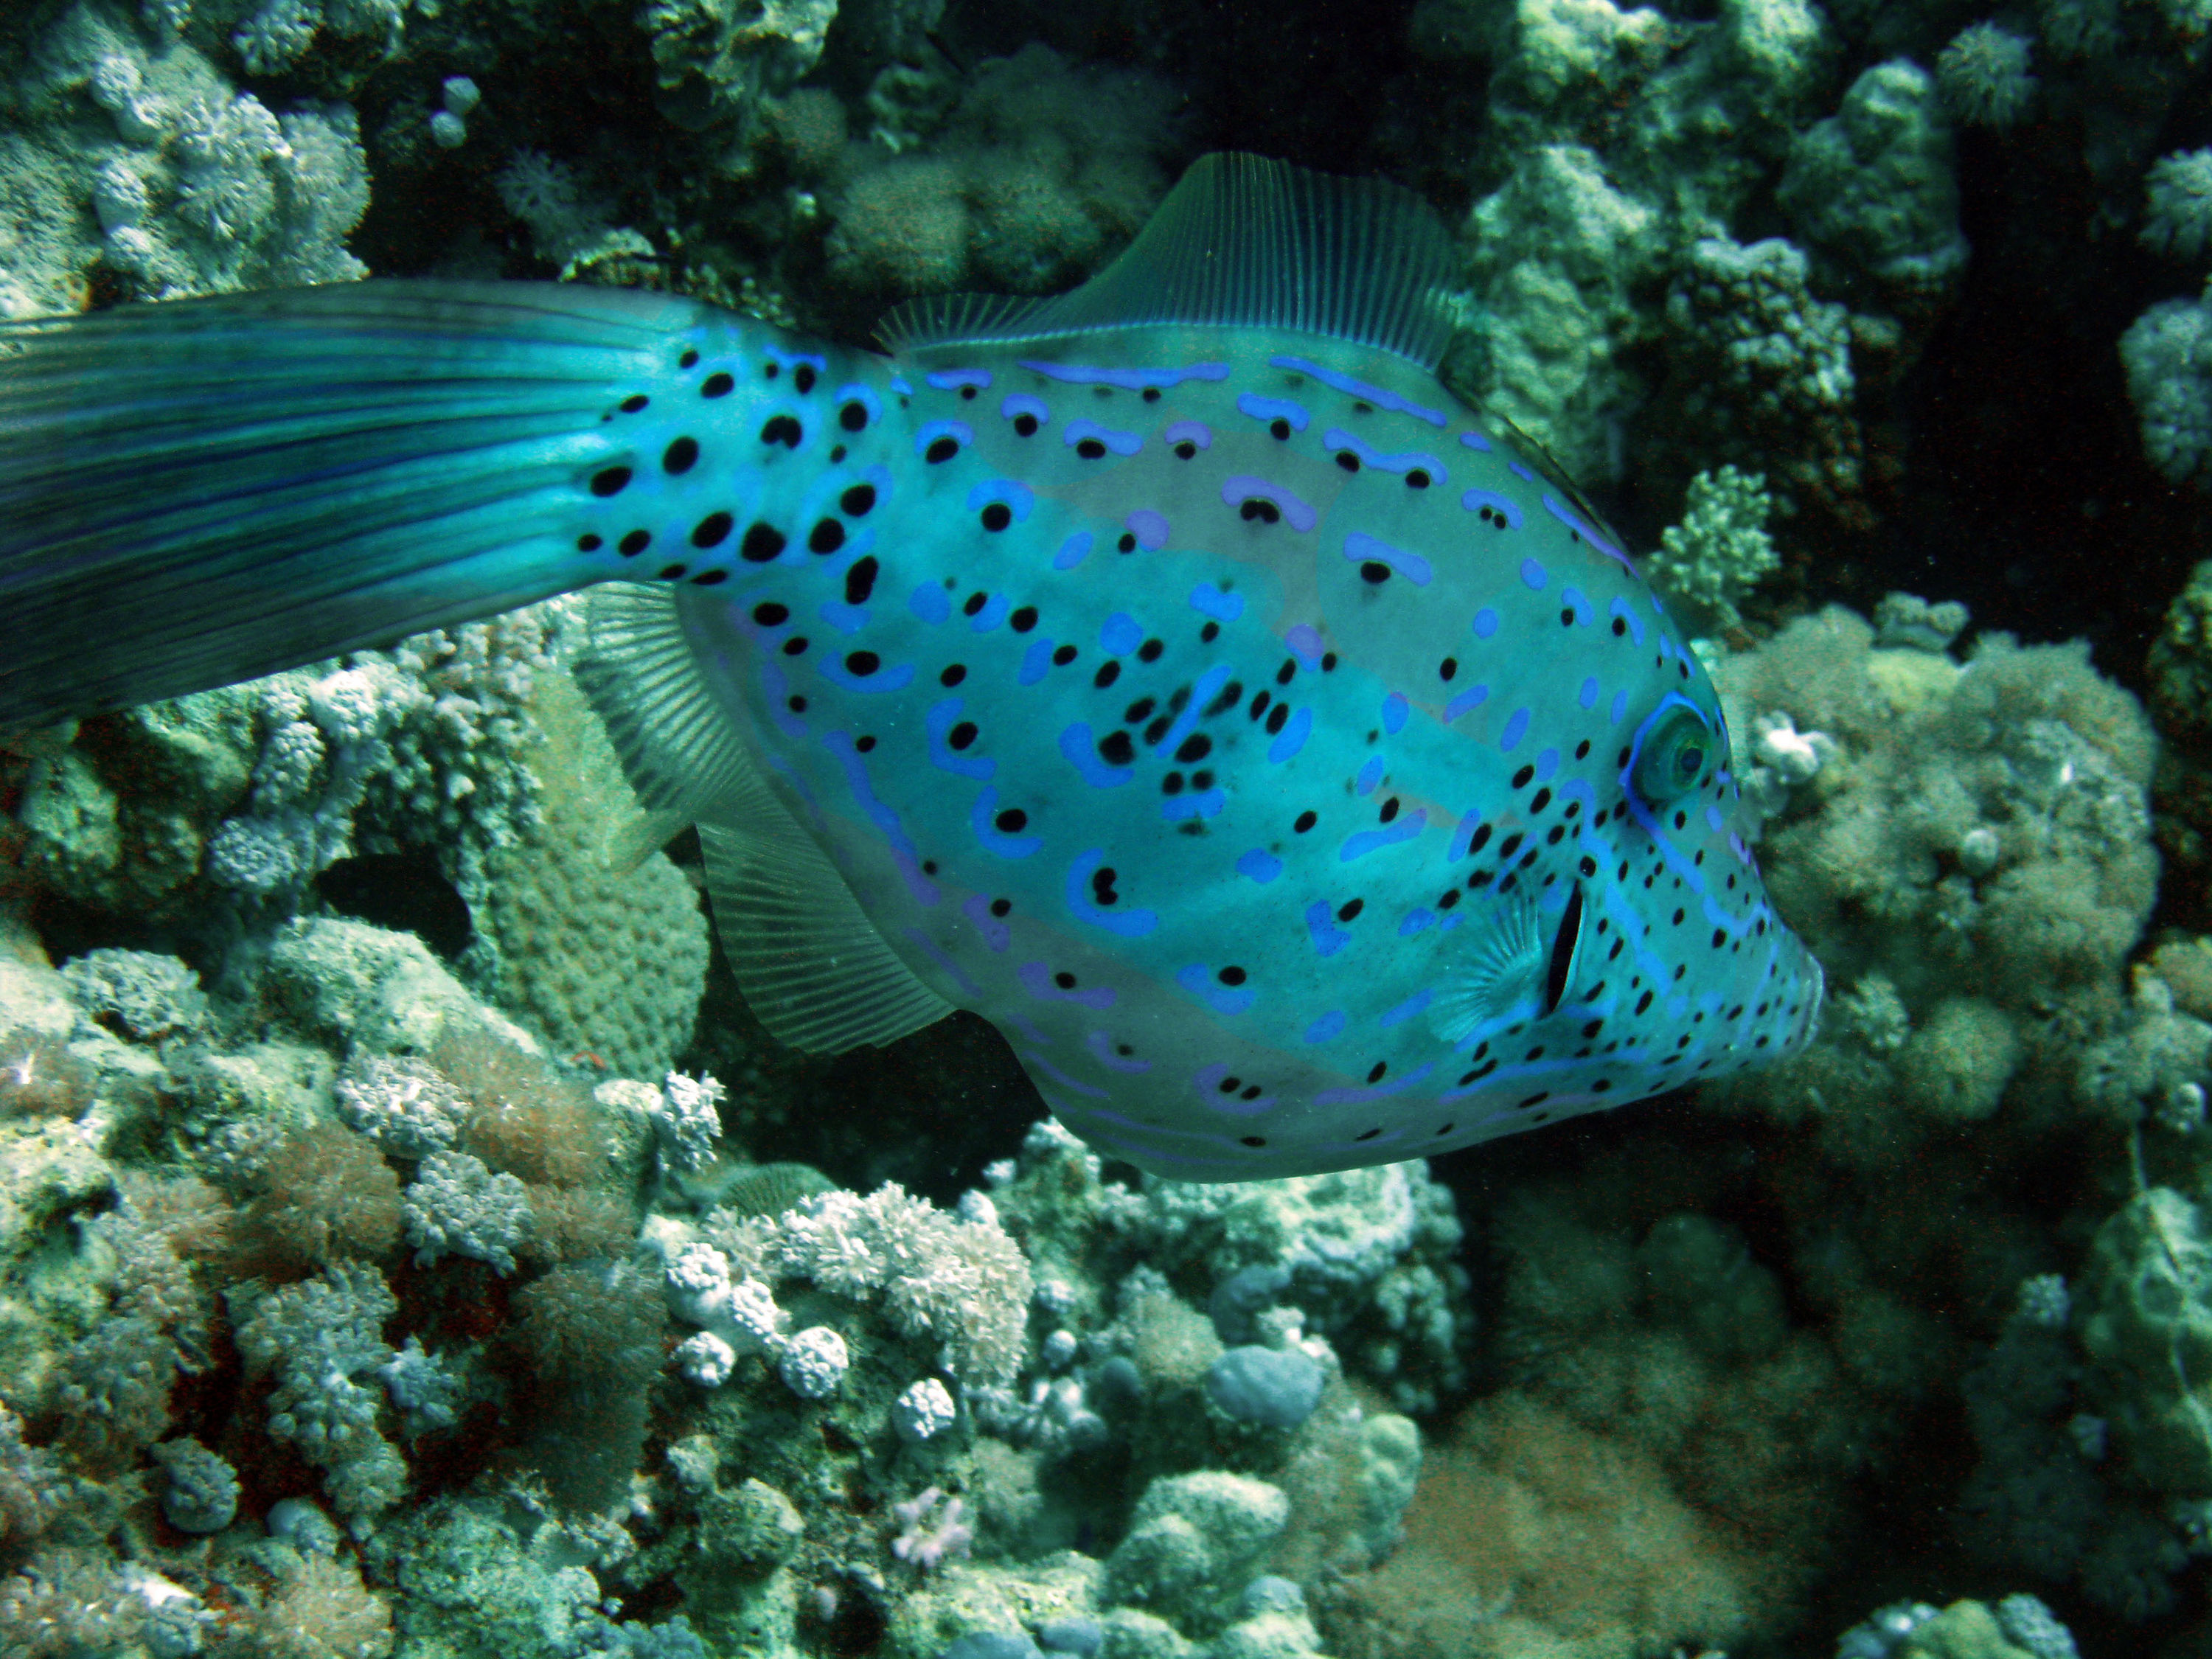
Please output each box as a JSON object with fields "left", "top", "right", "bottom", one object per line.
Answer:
{"left": 0, "top": 280, "right": 711, "bottom": 731}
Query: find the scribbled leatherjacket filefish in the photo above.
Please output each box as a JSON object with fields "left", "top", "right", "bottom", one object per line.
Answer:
{"left": 0, "top": 153, "right": 1823, "bottom": 1181}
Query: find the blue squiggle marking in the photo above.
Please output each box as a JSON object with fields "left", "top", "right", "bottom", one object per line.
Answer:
{"left": 1269, "top": 355, "right": 1446, "bottom": 427}
{"left": 966, "top": 479, "right": 1035, "bottom": 520}
{"left": 1020, "top": 639, "right": 1056, "bottom": 686}
{"left": 1021, "top": 1048, "right": 1110, "bottom": 1100}
{"left": 1176, "top": 964, "right": 1256, "bottom": 1016}
{"left": 1222, "top": 475, "right": 1318, "bottom": 531}
{"left": 1019, "top": 361, "right": 1229, "bottom": 389}
{"left": 960, "top": 895, "right": 1010, "bottom": 953}
{"left": 970, "top": 786, "right": 1041, "bottom": 858}
{"left": 1237, "top": 849, "right": 1282, "bottom": 884}
{"left": 1458, "top": 428, "right": 1492, "bottom": 452}
{"left": 1165, "top": 420, "right": 1211, "bottom": 448}
{"left": 1315, "top": 1063, "right": 1436, "bottom": 1105}
{"left": 1356, "top": 756, "right": 1385, "bottom": 796}
{"left": 928, "top": 367, "right": 992, "bottom": 390}
{"left": 818, "top": 600, "right": 869, "bottom": 636}
{"left": 1500, "top": 708, "right": 1531, "bottom": 751}
{"left": 915, "top": 419, "right": 973, "bottom": 457}
{"left": 1066, "top": 419, "right": 1142, "bottom": 456}
{"left": 909, "top": 584, "right": 949, "bottom": 625}
{"left": 1340, "top": 812, "right": 1426, "bottom": 863}
{"left": 820, "top": 656, "right": 915, "bottom": 693}
{"left": 822, "top": 731, "right": 936, "bottom": 906}
{"left": 1346, "top": 531, "right": 1432, "bottom": 585}
{"left": 968, "top": 593, "right": 1010, "bottom": 633}
{"left": 1520, "top": 557, "right": 1548, "bottom": 591}
{"left": 1054, "top": 531, "right": 1093, "bottom": 571}
{"left": 1190, "top": 585, "right": 1244, "bottom": 622}
{"left": 1446, "top": 685, "right": 1490, "bottom": 721}
{"left": 1088, "top": 1031, "right": 1152, "bottom": 1072}
{"left": 1324, "top": 427, "right": 1445, "bottom": 481}
{"left": 1304, "top": 900, "right": 1349, "bottom": 959}
{"left": 1162, "top": 789, "right": 1226, "bottom": 822}
{"left": 1101, "top": 613, "right": 1144, "bottom": 655}
{"left": 1066, "top": 849, "right": 1157, "bottom": 937}
{"left": 1473, "top": 608, "right": 1500, "bottom": 639}
{"left": 903, "top": 927, "right": 981, "bottom": 998}
{"left": 1001, "top": 392, "right": 1048, "bottom": 426}
{"left": 1285, "top": 625, "right": 1324, "bottom": 667}
{"left": 1155, "top": 664, "right": 1232, "bottom": 759}
{"left": 1382, "top": 692, "right": 1409, "bottom": 734}
{"left": 1305, "top": 1010, "right": 1348, "bottom": 1043}
{"left": 1237, "top": 393, "right": 1309, "bottom": 430}
{"left": 1060, "top": 723, "right": 1133, "bottom": 788}
{"left": 1399, "top": 908, "right": 1434, "bottom": 937}
{"left": 1380, "top": 989, "right": 1434, "bottom": 1028}
{"left": 1127, "top": 509, "right": 1169, "bottom": 549}
{"left": 1609, "top": 597, "right": 1645, "bottom": 644}
{"left": 928, "top": 699, "right": 994, "bottom": 779}
{"left": 1579, "top": 676, "right": 1600, "bottom": 709}
{"left": 1611, "top": 689, "right": 1630, "bottom": 725}
{"left": 1269, "top": 707, "right": 1312, "bottom": 764}
{"left": 1543, "top": 493, "right": 1635, "bottom": 572}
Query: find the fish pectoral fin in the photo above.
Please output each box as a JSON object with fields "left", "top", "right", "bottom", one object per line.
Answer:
{"left": 1427, "top": 891, "right": 1549, "bottom": 1047}
{"left": 576, "top": 582, "right": 756, "bottom": 820}
{"left": 580, "top": 581, "right": 953, "bottom": 1055}
{"left": 698, "top": 822, "right": 956, "bottom": 1056}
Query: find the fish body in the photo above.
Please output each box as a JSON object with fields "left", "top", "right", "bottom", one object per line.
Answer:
{"left": 0, "top": 155, "right": 1822, "bottom": 1180}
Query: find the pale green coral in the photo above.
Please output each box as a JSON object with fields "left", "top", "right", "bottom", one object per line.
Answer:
{"left": 1646, "top": 464, "right": 1779, "bottom": 633}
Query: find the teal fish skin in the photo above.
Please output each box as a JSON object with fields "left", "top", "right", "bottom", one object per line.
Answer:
{"left": 0, "top": 156, "right": 1823, "bottom": 1181}
{"left": 575, "top": 311, "right": 1821, "bottom": 1180}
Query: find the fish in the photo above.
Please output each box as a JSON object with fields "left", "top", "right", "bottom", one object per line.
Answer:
{"left": 0, "top": 152, "right": 1823, "bottom": 1182}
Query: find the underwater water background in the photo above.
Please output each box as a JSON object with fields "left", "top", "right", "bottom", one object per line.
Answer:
{"left": 5, "top": 0, "right": 2212, "bottom": 1650}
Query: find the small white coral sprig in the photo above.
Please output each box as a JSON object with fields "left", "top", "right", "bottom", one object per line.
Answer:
{"left": 889, "top": 1486, "right": 971, "bottom": 1571}
{"left": 776, "top": 1183, "right": 1033, "bottom": 1385}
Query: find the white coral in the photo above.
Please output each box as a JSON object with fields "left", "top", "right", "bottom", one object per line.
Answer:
{"left": 778, "top": 1326, "right": 849, "bottom": 1399}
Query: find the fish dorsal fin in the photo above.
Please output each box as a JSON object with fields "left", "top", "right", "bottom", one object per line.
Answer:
{"left": 877, "top": 152, "right": 1462, "bottom": 371}
{"left": 575, "top": 584, "right": 955, "bottom": 1055}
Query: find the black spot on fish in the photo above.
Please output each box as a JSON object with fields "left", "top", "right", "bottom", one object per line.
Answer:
{"left": 619, "top": 529, "right": 650, "bottom": 557}
{"left": 925, "top": 436, "right": 959, "bottom": 463}
{"left": 691, "top": 512, "right": 733, "bottom": 549}
{"left": 948, "top": 721, "right": 978, "bottom": 750}
{"left": 762, "top": 416, "right": 802, "bottom": 448}
{"left": 981, "top": 503, "right": 1013, "bottom": 532}
{"left": 941, "top": 664, "right": 967, "bottom": 686}
{"left": 590, "top": 465, "right": 632, "bottom": 496}
{"left": 809, "top": 518, "right": 845, "bottom": 554}
{"left": 839, "top": 401, "right": 867, "bottom": 431}
{"left": 753, "top": 602, "right": 789, "bottom": 625}
{"left": 741, "top": 522, "right": 785, "bottom": 563}
{"left": 841, "top": 483, "right": 877, "bottom": 516}
{"left": 844, "top": 558, "right": 878, "bottom": 605}
{"left": 664, "top": 437, "right": 699, "bottom": 474}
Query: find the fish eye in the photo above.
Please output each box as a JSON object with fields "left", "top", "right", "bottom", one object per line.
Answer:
{"left": 1630, "top": 698, "right": 1717, "bottom": 807}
